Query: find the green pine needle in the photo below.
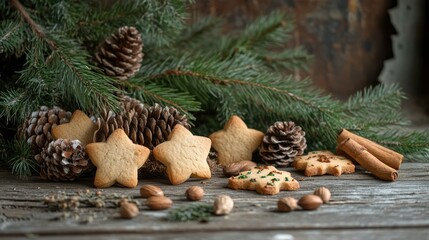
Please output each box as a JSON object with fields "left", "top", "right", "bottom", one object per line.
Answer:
{"left": 7, "top": 139, "right": 37, "bottom": 179}
{"left": 167, "top": 203, "right": 214, "bottom": 222}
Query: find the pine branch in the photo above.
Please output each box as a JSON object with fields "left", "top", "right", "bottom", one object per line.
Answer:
{"left": 8, "top": 0, "right": 121, "bottom": 115}
{"left": 150, "top": 69, "right": 339, "bottom": 117}
{"left": 46, "top": 36, "right": 121, "bottom": 113}
{"left": 241, "top": 11, "right": 293, "bottom": 50}
{"left": 345, "top": 84, "right": 409, "bottom": 131}
{"left": 9, "top": 0, "right": 48, "bottom": 41}
{"left": 362, "top": 128, "right": 429, "bottom": 161}
{"left": 124, "top": 79, "right": 201, "bottom": 120}
{"left": 7, "top": 139, "right": 37, "bottom": 179}
{"left": 0, "top": 88, "right": 42, "bottom": 124}
{"left": 145, "top": 65, "right": 344, "bottom": 149}
{"left": 175, "top": 16, "right": 223, "bottom": 51}
{"left": 74, "top": 0, "right": 190, "bottom": 50}
{"left": 0, "top": 19, "right": 27, "bottom": 56}
{"left": 260, "top": 47, "right": 312, "bottom": 71}
{"left": 218, "top": 11, "right": 293, "bottom": 57}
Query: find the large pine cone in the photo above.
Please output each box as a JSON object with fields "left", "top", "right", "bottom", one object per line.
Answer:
{"left": 95, "top": 26, "right": 143, "bottom": 81}
{"left": 93, "top": 96, "right": 191, "bottom": 176}
{"left": 18, "top": 106, "right": 72, "bottom": 160}
{"left": 38, "top": 139, "right": 90, "bottom": 181}
{"left": 93, "top": 96, "right": 191, "bottom": 148}
{"left": 259, "top": 121, "right": 307, "bottom": 167}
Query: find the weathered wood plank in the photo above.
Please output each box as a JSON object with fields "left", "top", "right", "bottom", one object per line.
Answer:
{"left": 3, "top": 228, "right": 429, "bottom": 240}
{"left": 1, "top": 163, "right": 429, "bottom": 239}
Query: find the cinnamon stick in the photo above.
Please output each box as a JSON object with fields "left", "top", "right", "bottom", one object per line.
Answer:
{"left": 338, "top": 138, "right": 398, "bottom": 181}
{"left": 337, "top": 129, "right": 403, "bottom": 170}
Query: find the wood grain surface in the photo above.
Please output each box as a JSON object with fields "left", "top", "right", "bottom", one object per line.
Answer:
{"left": 1, "top": 163, "right": 429, "bottom": 239}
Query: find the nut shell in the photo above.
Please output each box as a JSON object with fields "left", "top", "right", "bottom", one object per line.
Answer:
{"left": 298, "top": 194, "right": 323, "bottom": 210}
{"left": 213, "top": 195, "right": 234, "bottom": 215}
{"left": 140, "top": 185, "right": 164, "bottom": 198}
{"left": 223, "top": 160, "right": 257, "bottom": 177}
{"left": 277, "top": 197, "right": 298, "bottom": 212}
{"left": 146, "top": 196, "right": 173, "bottom": 210}
{"left": 314, "top": 187, "right": 331, "bottom": 203}
{"left": 120, "top": 201, "right": 139, "bottom": 219}
{"left": 185, "top": 186, "right": 205, "bottom": 201}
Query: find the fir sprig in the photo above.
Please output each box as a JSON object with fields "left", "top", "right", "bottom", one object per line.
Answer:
{"left": 125, "top": 80, "right": 201, "bottom": 120}
{"left": 1, "top": 0, "right": 121, "bottom": 123}
{"left": 0, "top": 19, "right": 27, "bottom": 56}
{"left": 7, "top": 139, "right": 37, "bottom": 179}
{"left": 167, "top": 203, "right": 213, "bottom": 222}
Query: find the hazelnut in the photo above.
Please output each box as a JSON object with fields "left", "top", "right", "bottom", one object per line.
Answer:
{"left": 146, "top": 196, "right": 173, "bottom": 210}
{"left": 185, "top": 186, "right": 204, "bottom": 201}
{"left": 120, "top": 201, "right": 139, "bottom": 219}
{"left": 314, "top": 187, "right": 331, "bottom": 203}
{"left": 140, "top": 185, "right": 164, "bottom": 198}
{"left": 277, "top": 197, "right": 298, "bottom": 212}
{"left": 223, "top": 160, "right": 257, "bottom": 177}
{"left": 298, "top": 194, "right": 323, "bottom": 210}
{"left": 213, "top": 195, "right": 234, "bottom": 215}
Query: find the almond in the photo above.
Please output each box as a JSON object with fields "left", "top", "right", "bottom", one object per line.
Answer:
{"left": 277, "top": 197, "right": 298, "bottom": 212}
{"left": 146, "top": 196, "right": 173, "bottom": 210}
{"left": 213, "top": 195, "right": 234, "bottom": 215}
{"left": 140, "top": 184, "right": 164, "bottom": 198}
{"left": 313, "top": 187, "right": 331, "bottom": 203}
{"left": 298, "top": 194, "right": 323, "bottom": 210}
{"left": 119, "top": 201, "right": 139, "bottom": 219}
{"left": 223, "top": 160, "right": 257, "bottom": 177}
{"left": 185, "top": 186, "right": 204, "bottom": 201}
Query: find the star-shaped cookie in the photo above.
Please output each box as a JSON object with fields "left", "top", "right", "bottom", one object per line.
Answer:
{"left": 228, "top": 166, "right": 300, "bottom": 195}
{"left": 209, "top": 116, "right": 264, "bottom": 166}
{"left": 52, "top": 110, "right": 98, "bottom": 146}
{"left": 153, "top": 124, "right": 211, "bottom": 185}
{"left": 293, "top": 151, "right": 355, "bottom": 176}
{"left": 86, "top": 128, "right": 150, "bottom": 188}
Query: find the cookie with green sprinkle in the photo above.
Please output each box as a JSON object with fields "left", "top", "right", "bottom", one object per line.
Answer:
{"left": 228, "top": 166, "right": 300, "bottom": 195}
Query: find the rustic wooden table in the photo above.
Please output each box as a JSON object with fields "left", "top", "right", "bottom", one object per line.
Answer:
{"left": 1, "top": 163, "right": 428, "bottom": 240}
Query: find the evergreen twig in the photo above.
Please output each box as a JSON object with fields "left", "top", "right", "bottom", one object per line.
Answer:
{"left": 167, "top": 203, "right": 213, "bottom": 222}
{"left": 7, "top": 139, "right": 37, "bottom": 179}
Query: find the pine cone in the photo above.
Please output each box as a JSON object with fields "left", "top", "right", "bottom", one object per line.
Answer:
{"left": 94, "top": 96, "right": 190, "bottom": 148}
{"left": 93, "top": 96, "right": 191, "bottom": 176}
{"left": 259, "top": 121, "right": 307, "bottom": 167}
{"left": 95, "top": 26, "right": 143, "bottom": 81}
{"left": 38, "top": 139, "right": 90, "bottom": 181}
{"left": 18, "top": 106, "right": 72, "bottom": 160}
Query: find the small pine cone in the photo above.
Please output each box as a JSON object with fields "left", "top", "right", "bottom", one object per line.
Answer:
{"left": 18, "top": 106, "right": 72, "bottom": 159}
{"left": 95, "top": 26, "right": 143, "bottom": 81}
{"left": 259, "top": 121, "right": 307, "bottom": 167}
{"left": 39, "top": 139, "right": 90, "bottom": 181}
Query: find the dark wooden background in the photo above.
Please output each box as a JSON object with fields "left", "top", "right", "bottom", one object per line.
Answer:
{"left": 191, "top": 0, "right": 428, "bottom": 102}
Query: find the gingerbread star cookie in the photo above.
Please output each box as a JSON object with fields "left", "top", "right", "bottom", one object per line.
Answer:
{"left": 228, "top": 166, "right": 300, "bottom": 195}
{"left": 209, "top": 115, "right": 264, "bottom": 166}
{"left": 86, "top": 128, "right": 150, "bottom": 188}
{"left": 52, "top": 110, "right": 98, "bottom": 146}
{"left": 293, "top": 151, "right": 355, "bottom": 176}
{"left": 153, "top": 124, "right": 212, "bottom": 185}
